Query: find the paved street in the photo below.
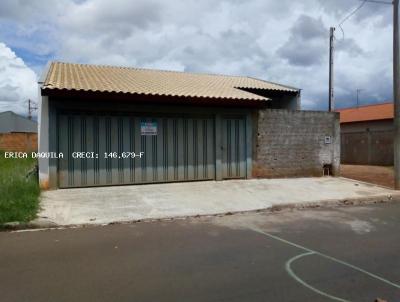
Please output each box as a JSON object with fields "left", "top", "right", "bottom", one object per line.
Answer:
{"left": 1, "top": 202, "right": 400, "bottom": 302}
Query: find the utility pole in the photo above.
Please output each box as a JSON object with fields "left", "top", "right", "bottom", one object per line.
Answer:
{"left": 28, "top": 99, "right": 32, "bottom": 120}
{"left": 356, "top": 89, "right": 363, "bottom": 108}
{"left": 394, "top": 0, "right": 400, "bottom": 189}
{"left": 329, "top": 27, "right": 335, "bottom": 112}
{"left": 28, "top": 99, "right": 37, "bottom": 120}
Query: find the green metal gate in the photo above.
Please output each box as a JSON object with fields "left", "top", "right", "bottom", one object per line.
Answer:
{"left": 58, "top": 114, "right": 216, "bottom": 188}
{"left": 221, "top": 117, "right": 247, "bottom": 179}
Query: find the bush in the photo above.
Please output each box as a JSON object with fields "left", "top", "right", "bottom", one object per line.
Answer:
{"left": 0, "top": 151, "right": 40, "bottom": 223}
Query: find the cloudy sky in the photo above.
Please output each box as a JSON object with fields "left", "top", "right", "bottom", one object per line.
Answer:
{"left": 0, "top": 0, "right": 393, "bottom": 115}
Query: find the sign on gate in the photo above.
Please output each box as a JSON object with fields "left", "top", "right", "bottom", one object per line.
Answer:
{"left": 140, "top": 120, "right": 158, "bottom": 135}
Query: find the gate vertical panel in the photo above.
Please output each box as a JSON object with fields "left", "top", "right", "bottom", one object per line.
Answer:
{"left": 58, "top": 115, "right": 68, "bottom": 188}
{"left": 128, "top": 117, "right": 136, "bottom": 183}
{"left": 156, "top": 117, "right": 165, "bottom": 182}
{"left": 207, "top": 118, "right": 215, "bottom": 179}
{"left": 122, "top": 117, "right": 131, "bottom": 184}
{"left": 187, "top": 118, "right": 195, "bottom": 180}
{"left": 85, "top": 116, "right": 95, "bottom": 187}
{"left": 80, "top": 116, "right": 88, "bottom": 186}
{"left": 227, "top": 119, "right": 232, "bottom": 177}
{"left": 230, "top": 119, "right": 239, "bottom": 177}
{"left": 141, "top": 121, "right": 149, "bottom": 183}
{"left": 238, "top": 119, "right": 246, "bottom": 177}
{"left": 221, "top": 117, "right": 246, "bottom": 179}
{"left": 144, "top": 119, "right": 152, "bottom": 182}
{"left": 170, "top": 118, "right": 178, "bottom": 181}
{"left": 150, "top": 119, "right": 158, "bottom": 182}
{"left": 73, "top": 115, "right": 82, "bottom": 186}
{"left": 142, "top": 122, "right": 150, "bottom": 182}
{"left": 98, "top": 116, "right": 107, "bottom": 185}
{"left": 162, "top": 118, "right": 171, "bottom": 182}
{"left": 182, "top": 118, "right": 189, "bottom": 180}
{"left": 116, "top": 117, "right": 124, "bottom": 184}
{"left": 110, "top": 117, "right": 119, "bottom": 185}
{"left": 221, "top": 118, "right": 228, "bottom": 178}
{"left": 176, "top": 118, "right": 184, "bottom": 181}
{"left": 134, "top": 117, "right": 142, "bottom": 183}
{"left": 93, "top": 116, "right": 100, "bottom": 186}
{"left": 143, "top": 119, "right": 150, "bottom": 183}
{"left": 67, "top": 116, "right": 75, "bottom": 186}
{"left": 105, "top": 117, "right": 113, "bottom": 185}
{"left": 196, "top": 118, "right": 205, "bottom": 180}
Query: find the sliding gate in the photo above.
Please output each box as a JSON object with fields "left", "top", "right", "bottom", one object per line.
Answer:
{"left": 58, "top": 114, "right": 216, "bottom": 188}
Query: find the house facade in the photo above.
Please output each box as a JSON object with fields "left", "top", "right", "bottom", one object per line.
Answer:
{"left": 337, "top": 102, "right": 394, "bottom": 166}
{"left": 38, "top": 62, "right": 340, "bottom": 189}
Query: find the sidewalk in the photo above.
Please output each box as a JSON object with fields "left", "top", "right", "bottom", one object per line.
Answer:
{"left": 37, "top": 177, "right": 400, "bottom": 226}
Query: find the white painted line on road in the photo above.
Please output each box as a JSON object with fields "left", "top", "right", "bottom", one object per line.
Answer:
{"left": 286, "top": 251, "right": 350, "bottom": 302}
{"left": 252, "top": 228, "right": 400, "bottom": 291}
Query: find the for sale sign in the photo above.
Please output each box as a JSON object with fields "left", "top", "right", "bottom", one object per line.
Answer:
{"left": 140, "top": 120, "right": 158, "bottom": 136}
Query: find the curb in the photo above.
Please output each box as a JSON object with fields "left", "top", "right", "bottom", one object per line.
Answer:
{"left": 268, "top": 193, "right": 400, "bottom": 212}
{"left": 0, "top": 220, "right": 58, "bottom": 231}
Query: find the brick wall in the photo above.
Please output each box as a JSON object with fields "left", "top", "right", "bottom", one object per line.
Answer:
{"left": 0, "top": 133, "right": 38, "bottom": 152}
{"left": 253, "top": 109, "right": 340, "bottom": 178}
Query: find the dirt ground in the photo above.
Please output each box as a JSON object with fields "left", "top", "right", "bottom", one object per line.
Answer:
{"left": 341, "top": 165, "right": 394, "bottom": 189}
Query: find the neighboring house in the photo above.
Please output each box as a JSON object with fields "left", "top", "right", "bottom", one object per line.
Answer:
{"left": 38, "top": 62, "right": 340, "bottom": 189}
{"left": 0, "top": 111, "right": 38, "bottom": 152}
{"left": 337, "top": 102, "right": 394, "bottom": 166}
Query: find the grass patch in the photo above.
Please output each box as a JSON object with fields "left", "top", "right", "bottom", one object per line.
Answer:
{"left": 0, "top": 151, "right": 40, "bottom": 224}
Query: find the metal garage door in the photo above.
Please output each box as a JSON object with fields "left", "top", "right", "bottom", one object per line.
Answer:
{"left": 58, "top": 114, "right": 215, "bottom": 188}
{"left": 221, "top": 117, "right": 247, "bottom": 179}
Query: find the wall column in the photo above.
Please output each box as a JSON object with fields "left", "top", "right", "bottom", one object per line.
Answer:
{"left": 38, "top": 95, "right": 49, "bottom": 189}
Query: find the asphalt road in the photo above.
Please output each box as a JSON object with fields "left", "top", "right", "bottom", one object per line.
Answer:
{"left": 1, "top": 203, "right": 400, "bottom": 302}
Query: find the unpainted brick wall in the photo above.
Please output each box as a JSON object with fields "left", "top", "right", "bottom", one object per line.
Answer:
{"left": 341, "top": 130, "right": 393, "bottom": 166}
{"left": 253, "top": 109, "right": 340, "bottom": 178}
{"left": 0, "top": 132, "right": 38, "bottom": 152}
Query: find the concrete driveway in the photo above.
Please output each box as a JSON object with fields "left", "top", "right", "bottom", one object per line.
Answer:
{"left": 37, "top": 177, "right": 400, "bottom": 226}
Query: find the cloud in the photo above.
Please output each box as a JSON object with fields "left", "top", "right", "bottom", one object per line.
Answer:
{"left": 278, "top": 15, "right": 327, "bottom": 67}
{"left": 0, "top": 0, "right": 394, "bottom": 111}
{"left": 0, "top": 43, "right": 37, "bottom": 115}
{"left": 336, "top": 38, "right": 363, "bottom": 57}
{"left": 60, "top": 0, "right": 163, "bottom": 37}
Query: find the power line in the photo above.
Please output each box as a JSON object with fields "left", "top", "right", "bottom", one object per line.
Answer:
{"left": 338, "top": 0, "right": 392, "bottom": 39}
{"left": 358, "top": 0, "right": 392, "bottom": 4}
{"left": 339, "top": 0, "right": 367, "bottom": 26}
{"left": 337, "top": 0, "right": 367, "bottom": 39}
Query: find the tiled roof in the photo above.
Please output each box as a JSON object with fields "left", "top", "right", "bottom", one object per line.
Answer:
{"left": 336, "top": 102, "right": 394, "bottom": 123}
{"left": 41, "top": 62, "right": 298, "bottom": 101}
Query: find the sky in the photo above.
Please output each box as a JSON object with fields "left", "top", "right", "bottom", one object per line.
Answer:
{"left": 0, "top": 0, "right": 394, "bottom": 116}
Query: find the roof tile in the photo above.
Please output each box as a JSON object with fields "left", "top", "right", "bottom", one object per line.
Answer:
{"left": 336, "top": 103, "right": 394, "bottom": 123}
{"left": 41, "top": 62, "right": 298, "bottom": 101}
